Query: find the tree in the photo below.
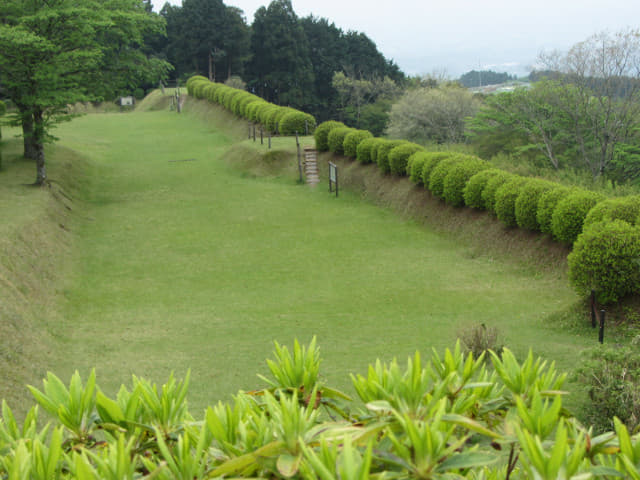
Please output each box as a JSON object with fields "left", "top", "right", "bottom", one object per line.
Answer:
{"left": 247, "top": 0, "right": 315, "bottom": 109}
{"left": 466, "top": 82, "right": 572, "bottom": 169}
{"left": 332, "top": 71, "right": 400, "bottom": 129}
{"left": 0, "top": 0, "right": 170, "bottom": 185}
{"left": 387, "top": 85, "right": 480, "bottom": 144}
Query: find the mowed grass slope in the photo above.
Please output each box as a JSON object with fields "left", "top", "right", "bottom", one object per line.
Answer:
{"left": 29, "top": 100, "right": 589, "bottom": 414}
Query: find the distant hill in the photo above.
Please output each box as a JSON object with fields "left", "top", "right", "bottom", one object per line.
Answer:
{"left": 458, "top": 70, "right": 517, "bottom": 88}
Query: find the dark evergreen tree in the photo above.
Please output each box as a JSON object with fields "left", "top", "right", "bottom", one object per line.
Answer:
{"left": 247, "top": 0, "right": 314, "bottom": 109}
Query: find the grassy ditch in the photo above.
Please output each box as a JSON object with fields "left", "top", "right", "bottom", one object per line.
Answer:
{"left": 0, "top": 94, "right": 599, "bottom": 418}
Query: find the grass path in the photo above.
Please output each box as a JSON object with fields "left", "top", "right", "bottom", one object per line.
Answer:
{"left": 51, "top": 105, "right": 590, "bottom": 414}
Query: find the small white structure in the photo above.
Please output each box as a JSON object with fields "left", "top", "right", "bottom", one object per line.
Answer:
{"left": 119, "top": 96, "right": 134, "bottom": 106}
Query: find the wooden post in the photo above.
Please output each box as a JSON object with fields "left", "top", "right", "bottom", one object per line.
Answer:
{"left": 268, "top": 132, "right": 271, "bottom": 149}
{"left": 252, "top": 124, "right": 256, "bottom": 142}
{"left": 248, "top": 122, "right": 252, "bottom": 139}
{"left": 296, "top": 132, "right": 303, "bottom": 183}
{"left": 260, "top": 126, "right": 263, "bottom": 145}
{"left": 599, "top": 310, "right": 606, "bottom": 344}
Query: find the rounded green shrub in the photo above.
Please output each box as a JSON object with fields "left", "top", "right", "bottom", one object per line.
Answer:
{"left": 429, "top": 157, "right": 463, "bottom": 198}
{"left": 356, "top": 137, "right": 382, "bottom": 164}
{"left": 213, "top": 85, "right": 232, "bottom": 104}
{"left": 279, "top": 111, "right": 317, "bottom": 136}
{"left": 494, "top": 176, "right": 528, "bottom": 227}
{"left": 514, "top": 179, "right": 557, "bottom": 231}
{"left": 376, "top": 140, "right": 407, "bottom": 173}
{"left": 463, "top": 169, "right": 503, "bottom": 210}
{"left": 442, "top": 158, "right": 490, "bottom": 207}
{"left": 265, "top": 107, "right": 285, "bottom": 132}
{"left": 230, "top": 92, "right": 251, "bottom": 116}
{"left": 388, "top": 143, "right": 424, "bottom": 176}
{"left": 314, "top": 121, "right": 345, "bottom": 152}
{"left": 584, "top": 195, "right": 640, "bottom": 229}
{"left": 408, "top": 152, "right": 429, "bottom": 184}
{"left": 344, "top": 130, "right": 374, "bottom": 158}
{"left": 192, "top": 80, "right": 210, "bottom": 99}
{"left": 272, "top": 107, "right": 295, "bottom": 132}
{"left": 420, "top": 152, "right": 453, "bottom": 187}
{"left": 186, "top": 75, "right": 209, "bottom": 96}
{"left": 236, "top": 94, "right": 261, "bottom": 118}
{"left": 536, "top": 186, "right": 571, "bottom": 235}
{"left": 370, "top": 138, "right": 389, "bottom": 165}
{"left": 551, "top": 189, "right": 605, "bottom": 245}
{"left": 568, "top": 220, "right": 640, "bottom": 304}
{"left": 481, "top": 171, "right": 515, "bottom": 214}
{"left": 258, "top": 104, "right": 278, "bottom": 128}
{"left": 327, "top": 127, "right": 355, "bottom": 155}
{"left": 246, "top": 101, "right": 268, "bottom": 122}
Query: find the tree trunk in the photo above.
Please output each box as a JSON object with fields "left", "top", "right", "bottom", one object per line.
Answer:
{"left": 33, "top": 108, "right": 46, "bottom": 186}
{"left": 21, "top": 112, "right": 37, "bottom": 160}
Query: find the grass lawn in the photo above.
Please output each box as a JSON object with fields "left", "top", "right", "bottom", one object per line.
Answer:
{"left": 20, "top": 100, "right": 594, "bottom": 416}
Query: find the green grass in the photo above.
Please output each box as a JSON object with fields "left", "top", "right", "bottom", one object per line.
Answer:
{"left": 1, "top": 99, "right": 599, "bottom": 418}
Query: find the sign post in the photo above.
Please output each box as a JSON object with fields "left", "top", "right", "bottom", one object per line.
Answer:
{"left": 329, "top": 162, "right": 338, "bottom": 197}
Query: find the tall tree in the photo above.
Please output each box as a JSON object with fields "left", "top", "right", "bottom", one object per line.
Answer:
{"left": 247, "top": 0, "right": 314, "bottom": 109}
{"left": 0, "top": 0, "right": 170, "bottom": 185}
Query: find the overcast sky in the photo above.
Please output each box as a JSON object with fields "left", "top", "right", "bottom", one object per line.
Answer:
{"left": 151, "top": 0, "right": 640, "bottom": 77}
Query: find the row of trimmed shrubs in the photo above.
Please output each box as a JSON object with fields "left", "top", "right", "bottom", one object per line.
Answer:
{"left": 186, "top": 76, "right": 316, "bottom": 136}
{"left": 315, "top": 120, "right": 640, "bottom": 304}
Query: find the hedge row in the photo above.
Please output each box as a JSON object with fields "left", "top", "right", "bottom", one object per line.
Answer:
{"left": 314, "top": 120, "right": 640, "bottom": 304}
{"left": 186, "top": 76, "right": 316, "bottom": 136}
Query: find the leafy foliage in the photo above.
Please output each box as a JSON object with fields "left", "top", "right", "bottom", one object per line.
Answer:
{"left": 463, "top": 168, "right": 504, "bottom": 210}
{"left": 3, "top": 339, "right": 640, "bottom": 479}
{"left": 442, "top": 157, "right": 491, "bottom": 206}
{"left": 568, "top": 220, "right": 640, "bottom": 303}
{"left": 387, "top": 86, "right": 480, "bottom": 144}
{"left": 551, "top": 189, "right": 605, "bottom": 244}
{"left": 536, "top": 185, "right": 571, "bottom": 234}
{"left": 355, "top": 137, "right": 383, "bottom": 164}
{"left": 514, "top": 178, "right": 556, "bottom": 231}
{"left": 375, "top": 139, "right": 407, "bottom": 174}
{"left": 407, "top": 152, "right": 429, "bottom": 184}
{"left": 420, "top": 152, "right": 454, "bottom": 187}
{"left": 576, "top": 345, "right": 640, "bottom": 433}
{"left": 388, "top": 143, "right": 424, "bottom": 176}
{"left": 481, "top": 170, "right": 515, "bottom": 214}
{"left": 343, "top": 130, "right": 373, "bottom": 158}
{"left": 583, "top": 195, "right": 640, "bottom": 229}
{"left": 494, "top": 176, "right": 528, "bottom": 227}
{"left": 327, "top": 127, "right": 355, "bottom": 155}
{"left": 429, "top": 157, "right": 464, "bottom": 198}
{"left": 278, "top": 111, "right": 316, "bottom": 136}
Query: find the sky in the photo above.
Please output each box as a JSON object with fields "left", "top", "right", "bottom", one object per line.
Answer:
{"left": 151, "top": 0, "right": 640, "bottom": 78}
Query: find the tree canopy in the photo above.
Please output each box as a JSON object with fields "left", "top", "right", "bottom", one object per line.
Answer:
{"left": 0, "top": 0, "right": 171, "bottom": 185}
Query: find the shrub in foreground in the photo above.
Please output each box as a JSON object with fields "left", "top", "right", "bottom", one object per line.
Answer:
{"left": 327, "top": 126, "right": 355, "bottom": 155}
{"left": 494, "top": 176, "right": 528, "bottom": 227}
{"left": 568, "top": 219, "right": 640, "bottom": 304}
{"left": 576, "top": 344, "right": 640, "bottom": 433}
{"left": 388, "top": 143, "right": 424, "bottom": 176}
{"left": 315, "top": 121, "right": 345, "bottom": 151}
{"left": 551, "top": 189, "right": 605, "bottom": 244}
{"left": 4, "top": 339, "right": 640, "bottom": 479}
{"left": 442, "top": 157, "right": 490, "bottom": 207}
{"left": 343, "top": 130, "right": 374, "bottom": 158}
{"left": 583, "top": 195, "right": 640, "bottom": 229}
{"left": 514, "top": 178, "right": 556, "bottom": 231}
